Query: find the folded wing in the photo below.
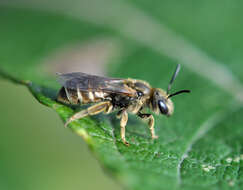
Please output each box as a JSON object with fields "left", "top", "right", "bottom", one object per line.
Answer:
{"left": 57, "top": 72, "right": 136, "bottom": 97}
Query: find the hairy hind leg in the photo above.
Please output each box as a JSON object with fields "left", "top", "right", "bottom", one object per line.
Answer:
{"left": 65, "top": 101, "right": 111, "bottom": 127}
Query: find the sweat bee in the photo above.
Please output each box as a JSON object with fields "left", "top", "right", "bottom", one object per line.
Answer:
{"left": 57, "top": 64, "right": 190, "bottom": 146}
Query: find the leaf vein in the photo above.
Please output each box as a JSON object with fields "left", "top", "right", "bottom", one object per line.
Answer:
{"left": 176, "top": 107, "right": 238, "bottom": 186}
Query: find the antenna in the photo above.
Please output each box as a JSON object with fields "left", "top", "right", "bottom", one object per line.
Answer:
{"left": 167, "top": 64, "right": 181, "bottom": 94}
{"left": 168, "top": 90, "right": 191, "bottom": 98}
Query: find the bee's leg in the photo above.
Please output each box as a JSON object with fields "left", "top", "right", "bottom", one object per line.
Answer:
{"left": 105, "top": 104, "right": 113, "bottom": 114}
{"left": 65, "top": 101, "right": 111, "bottom": 127}
{"left": 117, "top": 109, "right": 129, "bottom": 146}
{"left": 137, "top": 112, "right": 158, "bottom": 139}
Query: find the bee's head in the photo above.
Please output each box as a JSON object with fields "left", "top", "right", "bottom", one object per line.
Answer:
{"left": 150, "top": 64, "right": 190, "bottom": 116}
{"left": 151, "top": 89, "right": 174, "bottom": 116}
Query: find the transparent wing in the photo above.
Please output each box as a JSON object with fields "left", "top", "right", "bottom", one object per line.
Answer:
{"left": 57, "top": 72, "right": 136, "bottom": 96}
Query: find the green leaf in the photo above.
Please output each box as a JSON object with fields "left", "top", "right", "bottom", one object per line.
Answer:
{"left": 0, "top": 3, "right": 243, "bottom": 190}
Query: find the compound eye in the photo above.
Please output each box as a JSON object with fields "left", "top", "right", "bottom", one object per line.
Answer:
{"left": 158, "top": 100, "right": 168, "bottom": 115}
{"left": 137, "top": 91, "right": 143, "bottom": 97}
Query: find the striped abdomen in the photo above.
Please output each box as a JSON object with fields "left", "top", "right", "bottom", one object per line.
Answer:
{"left": 57, "top": 87, "right": 107, "bottom": 105}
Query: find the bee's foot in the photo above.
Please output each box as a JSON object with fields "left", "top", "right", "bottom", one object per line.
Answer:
{"left": 64, "top": 118, "right": 73, "bottom": 128}
{"left": 64, "top": 122, "right": 69, "bottom": 128}
{"left": 122, "top": 139, "right": 130, "bottom": 146}
{"left": 152, "top": 135, "right": 159, "bottom": 140}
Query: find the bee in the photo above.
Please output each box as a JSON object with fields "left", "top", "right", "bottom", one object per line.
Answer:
{"left": 57, "top": 64, "right": 190, "bottom": 146}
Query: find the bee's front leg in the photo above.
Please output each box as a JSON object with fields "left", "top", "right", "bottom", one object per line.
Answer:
{"left": 137, "top": 112, "right": 158, "bottom": 140}
{"left": 117, "top": 109, "right": 129, "bottom": 146}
